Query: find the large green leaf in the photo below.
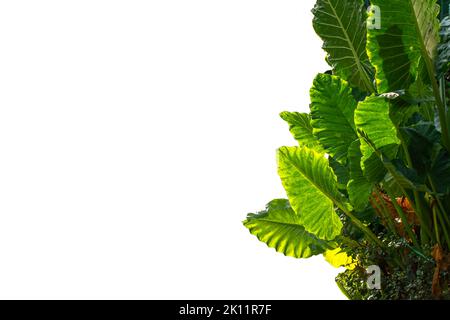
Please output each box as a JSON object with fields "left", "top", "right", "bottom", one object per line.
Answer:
{"left": 243, "top": 199, "right": 333, "bottom": 258}
{"left": 280, "top": 111, "right": 324, "bottom": 152}
{"left": 277, "top": 146, "right": 345, "bottom": 240}
{"left": 347, "top": 140, "right": 373, "bottom": 211}
{"left": 388, "top": 97, "right": 420, "bottom": 127}
{"left": 310, "top": 73, "right": 358, "bottom": 163}
{"left": 312, "top": 0, "right": 374, "bottom": 92}
{"left": 355, "top": 96, "right": 400, "bottom": 182}
{"left": 367, "top": 0, "right": 440, "bottom": 93}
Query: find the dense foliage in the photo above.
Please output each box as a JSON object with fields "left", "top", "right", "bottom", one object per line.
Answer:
{"left": 243, "top": 0, "right": 450, "bottom": 299}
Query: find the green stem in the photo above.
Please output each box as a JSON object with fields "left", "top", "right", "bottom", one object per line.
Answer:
{"left": 429, "top": 65, "right": 450, "bottom": 150}
{"left": 359, "top": 131, "right": 433, "bottom": 241}
{"left": 432, "top": 206, "right": 442, "bottom": 246}
{"left": 440, "top": 77, "right": 449, "bottom": 129}
{"left": 404, "top": 242, "right": 434, "bottom": 263}
{"left": 427, "top": 175, "right": 450, "bottom": 227}
{"left": 395, "top": 130, "right": 433, "bottom": 238}
{"left": 411, "top": 0, "right": 450, "bottom": 150}
{"left": 427, "top": 175, "right": 450, "bottom": 248}
{"left": 338, "top": 235, "right": 361, "bottom": 248}
{"left": 338, "top": 203, "right": 384, "bottom": 249}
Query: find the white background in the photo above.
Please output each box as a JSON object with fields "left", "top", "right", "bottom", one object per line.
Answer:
{"left": 0, "top": 0, "right": 345, "bottom": 299}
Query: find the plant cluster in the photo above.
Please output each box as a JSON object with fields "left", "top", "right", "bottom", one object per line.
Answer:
{"left": 243, "top": 0, "right": 450, "bottom": 299}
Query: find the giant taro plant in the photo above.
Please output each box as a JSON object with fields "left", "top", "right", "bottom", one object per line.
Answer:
{"left": 243, "top": 0, "right": 450, "bottom": 299}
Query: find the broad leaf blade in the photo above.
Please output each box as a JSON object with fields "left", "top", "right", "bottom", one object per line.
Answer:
{"left": 243, "top": 199, "right": 332, "bottom": 258}
{"left": 312, "top": 0, "right": 374, "bottom": 92}
{"left": 367, "top": 0, "right": 440, "bottom": 93}
{"left": 280, "top": 111, "right": 324, "bottom": 152}
{"left": 310, "top": 73, "right": 358, "bottom": 163}
{"left": 277, "top": 146, "right": 344, "bottom": 240}
{"left": 355, "top": 96, "right": 400, "bottom": 181}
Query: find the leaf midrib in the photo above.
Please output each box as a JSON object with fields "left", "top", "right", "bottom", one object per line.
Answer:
{"left": 279, "top": 148, "right": 343, "bottom": 210}
{"left": 324, "top": 0, "right": 374, "bottom": 93}
{"left": 314, "top": 99, "right": 358, "bottom": 138}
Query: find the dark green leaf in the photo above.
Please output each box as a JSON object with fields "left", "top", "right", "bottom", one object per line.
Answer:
{"left": 329, "top": 156, "right": 349, "bottom": 190}
{"left": 367, "top": 0, "right": 440, "bottom": 93}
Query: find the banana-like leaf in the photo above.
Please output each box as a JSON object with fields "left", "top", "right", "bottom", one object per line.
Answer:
{"left": 389, "top": 98, "right": 420, "bottom": 127}
{"left": 312, "top": 0, "right": 374, "bottom": 92}
{"left": 280, "top": 111, "right": 324, "bottom": 152}
{"left": 277, "top": 146, "right": 345, "bottom": 240}
{"left": 243, "top": 199, "right": 333, "bottom": 258}
{"left": 355, "top": 96, "right": 400, "bottom": 182}
{"left": 347, "top": 140, "right": 374, "bottom": 211}
{"left": 367, "top": 0, "right": 440, "bottom": 93}
{"left": 310, "top": 73, "right": 358, "bottom": 163}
